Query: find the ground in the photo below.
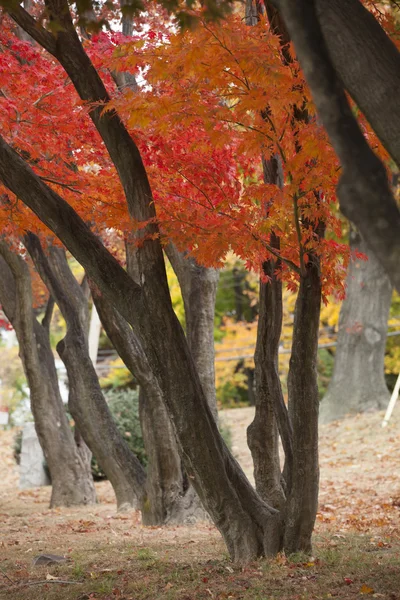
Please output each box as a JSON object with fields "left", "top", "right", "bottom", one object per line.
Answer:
{"left": 1, "top": 407, "right": 400, "bottom": 600}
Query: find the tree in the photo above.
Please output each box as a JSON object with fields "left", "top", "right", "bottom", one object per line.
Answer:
{"left": 0, "top": 0, "right": 389, "bottom": 562}
{"left": 320, "top": 230, "right": 393, "bottom": 422}
{"left": 0, "top": 241, "right": 96, "bottom": 507}
{"left": 0, "top": 4, "right": 278, "bottom": 560}
{"left": 24, "top": 234, "right": 147, "bottom": 510}
{"left": 120, "top": 6, "right": 219, "bottom": 509}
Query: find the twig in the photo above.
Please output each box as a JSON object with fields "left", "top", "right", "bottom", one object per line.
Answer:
{"left": 1, "top": 579, "right": 83, "bottom": 590}
{"left": 38, "top": 175, "right": 82, "bottom": 195}
{"left": 0, "top": 566, "right": 14, "bottom": 584}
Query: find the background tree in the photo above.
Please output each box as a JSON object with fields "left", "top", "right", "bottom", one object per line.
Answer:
{"left": 0, "top": 242, "right": 96, "bottom": 507}
{"left": 24, "top": 235, "right": 147, "bottom": 511}
{"left": 321, "top": 230, "right": 393, "bottom": 423}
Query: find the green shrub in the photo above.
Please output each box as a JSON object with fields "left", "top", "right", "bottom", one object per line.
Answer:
{"left": 104, "top": 387, "right": 145, "bottom": 463}
{"left": 79, "top": 387, "right": 145, "bottom": 480}
{"left": 317, "top": 348, "right": 335, "bottom": 400}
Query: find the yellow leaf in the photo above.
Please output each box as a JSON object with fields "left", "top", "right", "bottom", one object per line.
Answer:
{"left": 360, "top": 584, "right": 375, "bottom": 595}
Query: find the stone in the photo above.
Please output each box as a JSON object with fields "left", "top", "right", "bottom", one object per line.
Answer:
{"left": 19, "top": 422, "right": 51, "bottom": 489}
{"left": 33, "top": 554, "right": 68, "bottom": 566}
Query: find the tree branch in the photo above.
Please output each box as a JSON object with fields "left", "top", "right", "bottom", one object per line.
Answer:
{"left": 4, "top": 3, "right": 56, "bottom": 54}
{"left": 0, "top": 134, "right": 142, "bottom": 324}
{"left": 276, "top": 0, "right": 400, "bottom": 292}
{"left": 24, "top": 233, "right": 85, "bottom": 331}
{"left": 315, "top": 0, "right": 400, "bottom": 168}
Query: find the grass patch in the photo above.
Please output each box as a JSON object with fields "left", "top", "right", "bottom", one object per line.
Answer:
{"left": 1, "top": 534, "right": 399, "bottom": 599}
{"left": 136, "top": 547, "right": 157, "bottom": 562}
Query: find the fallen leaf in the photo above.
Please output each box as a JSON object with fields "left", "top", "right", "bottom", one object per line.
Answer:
{"left": 360, "top": 584, "right": 375, "bottom": 594}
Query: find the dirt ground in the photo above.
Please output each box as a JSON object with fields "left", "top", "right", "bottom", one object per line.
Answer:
{"left": 1, "top": 407, "right": 400, "bottom": 600}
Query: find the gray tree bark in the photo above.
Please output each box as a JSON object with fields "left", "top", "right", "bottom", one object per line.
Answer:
{"left": 246, "top": 154, "right": 288, "bottom": 517}
{"left": 93, "top": 291, "right": 206, "bottom": 524}
{"left": 314, "top": 0, "right": 400, "bottom": 169}
{"left": 0, "top": 243, "right": 96, "bottom": 507}
{"left": 284, "top": 245, "right": 323, "bottom": 554}
{"left": 320, "top": 230, "right": 392, "bottom": 423}
{"left": 248, "top": 6, "right": 318, "bottom": 555}
{"left": 166, "top": 245, "right": 219, "bottom": 421}
{"left": 247, "top": 255, "right": 287, "bottom": 514}
{"left": 25, "top": 234, "right": 146, "bottom": 511}
{"left": 111, "top": 5, "right": 199, "bottom": 523}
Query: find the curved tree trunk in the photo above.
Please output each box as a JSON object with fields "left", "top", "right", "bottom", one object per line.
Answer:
{"left": 248, "top": 257, "right": 288, "bottom": 515}
{"left": 166, "top": 245, "right": 219, "bottom": 421}
{"left": 246, "top": 154, "right": 289, "bottom": 516}
{"left": 25, "top": 234, "right": 146, "bottom": 511}
{"left": 93, "top": 291, "right": 206, "bottom": 524}
{"left": 320, "top": 230, "right": 392, "bottom": 423}
{"left": 113, "top": 18, "right": 206, "bottom": 524}
{"left": 314, "top": 0, "right": 400, "bottom": 170}
{"left": 245, "top": 4, "right": 292, "bottom": 521}
{"left": 284, "top": 249, "right": 323, "bottom": 554}
{"left": 0, "top": 243, "right": 96, "bottom": 507}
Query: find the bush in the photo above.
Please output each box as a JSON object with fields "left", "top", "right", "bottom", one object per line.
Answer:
{"left": 317, "top": 348, "right": 335, "bottom": 400}
{"left": 75, "top": 387, "right": 145, "bottom": 480}
{"left": 103, "top": 387, "right": 145, "bottom": 463}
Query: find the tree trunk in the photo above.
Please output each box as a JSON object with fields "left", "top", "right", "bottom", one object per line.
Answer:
{"left": 247, "top": 258, "right": 287, "bottom": 515}
{"left": 232, "top": 267, "right": 245, "bottom": 322}
{"left": 314, "top": 0, "right": 400, "bottom": 169}
{"left": 320, "top": 230, "right": 392, "bottom": 423}
{"left": 244, "top": 5, "right": 293, "bottom": 520}
{"left": 166, "top": 245, "right": 219, "bottom": 421}
{"left": 0, "top": 244, "right": 96, "bottom": 507}
{"left": 113, "top": 20, "right": 205, "bottom": 524}
{"left": 25, "top": 234, "right": 146, "bottom": 511}
{"left": 93, "top": 291, "right": 206, "bottom": 524}
{"left": 246, "top": 154, "right": 289, "bottom": 516}
{"left": 284, "top": 251, "right": 322, "bottom": 555}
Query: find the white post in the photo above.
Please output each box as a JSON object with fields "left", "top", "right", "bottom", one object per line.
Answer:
{"left": 382, "top": 372, "right": 400, "bottom": 427}
{"left": 88, "top": 304, "right": 101, "bottom": 366}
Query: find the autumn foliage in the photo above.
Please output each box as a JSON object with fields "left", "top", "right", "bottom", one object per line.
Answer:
{"left": 0, "top": 5, "right": 393, "bottom": 300}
